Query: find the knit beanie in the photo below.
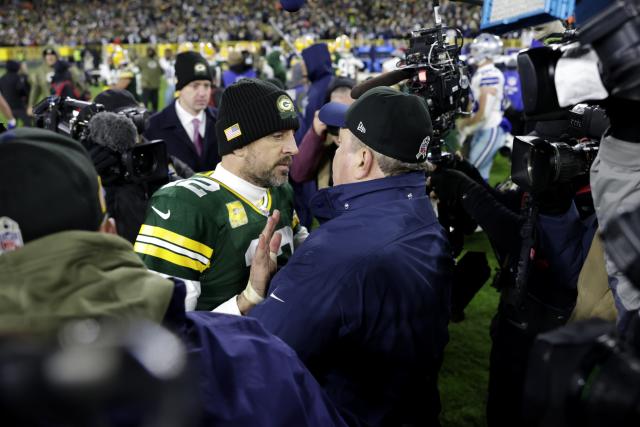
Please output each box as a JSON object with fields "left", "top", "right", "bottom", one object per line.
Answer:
{"left": 0, "top": 128, "right": 105, "bottom": 246}
{"left": 215, "top": 78, "right": 299, "bottom": 156}
{"left": 175, "top": 51, "right": 212, "bottom": 91}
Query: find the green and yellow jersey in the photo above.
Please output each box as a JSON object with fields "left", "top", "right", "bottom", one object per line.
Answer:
{"left": 135, "top": 168, "right": 303, "bottom": 311}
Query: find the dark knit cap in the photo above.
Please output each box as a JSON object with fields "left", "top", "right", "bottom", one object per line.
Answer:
{"left": 215, "top": 78, "right": 299, "bottom": 156}
{"left": 42, "top": 47, "right": 57, "bottom": 57}
{"left": 0, "top": 128, "right": 105, "bottom": 244}
{"left": 94, "top": 89, "right": 138, "bottom": 112}
{"left": 175, "top": 51, "right": 212, "bottom": 91}
{"left": 5, "top": 60, "right": 20, "bottom": 73}
{"left": 345, "top": 87, "right": 434, "bottom": 163}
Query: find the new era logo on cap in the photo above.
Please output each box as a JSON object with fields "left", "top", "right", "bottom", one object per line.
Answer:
{"left": 357, "top": 121, "right": 366, "bottom": 134}
{"left": 224, "top": 123, "right": 242, "bottom": 141}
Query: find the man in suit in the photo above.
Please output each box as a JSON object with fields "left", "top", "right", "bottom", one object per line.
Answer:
{"left": 144, "top": 51, "right": 219, "bottom": 172}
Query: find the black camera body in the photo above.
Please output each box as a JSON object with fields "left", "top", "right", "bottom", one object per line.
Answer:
{"left": 511, "top": 103, "right": 607, "bottom": 193}
{"left": 524, "top": 318, "right": 640, "bottom": 427}
{"left": 401, "top": 26, "right": 470, "bottom": 138}
{"left": 33, "top": 96, "right": 168, "bottom": 185}
{"left": 405, "top": 27, "right": 469, "bottom": 124}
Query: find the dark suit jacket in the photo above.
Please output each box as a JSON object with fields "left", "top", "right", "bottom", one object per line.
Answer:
{"left": 144, "top": 101, "right": 220, "bottom": 172}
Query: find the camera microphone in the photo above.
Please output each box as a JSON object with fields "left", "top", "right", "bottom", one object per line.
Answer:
{"left": 350, "top": 68, "right": 414, "bottom": 99}
{"left": 88, "top": 111, "right": 137, "bottom": 153}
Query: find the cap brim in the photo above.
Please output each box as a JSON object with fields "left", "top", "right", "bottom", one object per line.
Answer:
{"left": 319, "top": 102, "right": 348, "bottom": 128}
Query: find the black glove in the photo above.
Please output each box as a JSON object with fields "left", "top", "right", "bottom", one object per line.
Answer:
{"left": 428, "top": 168, "right": 480, "bottom": 205}
{"left": 89, "top": 145, "right": 121, "bottom": 185}
{"left": 450, "top": 156, "right": 487, "bottom": 187}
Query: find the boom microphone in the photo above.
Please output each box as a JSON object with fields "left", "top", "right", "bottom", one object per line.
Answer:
{"left": 88, "top": 111, "right": 138, "bottom": 153}
{"left": 350, "top": 68, "right": 415, "bottom": 99}
{"left": 280, "top": 0, "right": 305, "bottom": 12}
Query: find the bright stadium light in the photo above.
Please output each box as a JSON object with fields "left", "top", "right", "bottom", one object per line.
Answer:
{"left": 480, "top": 0, "right": 576, "bottom": 33}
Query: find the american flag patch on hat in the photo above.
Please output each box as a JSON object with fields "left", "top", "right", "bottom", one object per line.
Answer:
{"left": 224, "top": 123, "right": 242, "bottom": 141}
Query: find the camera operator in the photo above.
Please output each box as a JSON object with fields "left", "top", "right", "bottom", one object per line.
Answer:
{"left": 88, "top": 89, "right": 192, "bottom": 244}
{"left": 588, "top": 100, "right": 640, "bottom": 333}
{"left": 430, "top": 159, "right": 596, "bottom": 426}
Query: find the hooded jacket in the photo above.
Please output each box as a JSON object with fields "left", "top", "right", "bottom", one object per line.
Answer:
{"left": 251, "top": 172, "right": 453, "bottom": 427}
{"left": 298, "top": 43, "right": 333, "bottom": 140}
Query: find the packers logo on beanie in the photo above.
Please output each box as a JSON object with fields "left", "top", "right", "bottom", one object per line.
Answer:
{"left": 216, "top": 79, "right": 300, "bottom": 156}
{"left": 175, "top": 51, "right": 212, "bottom": 91}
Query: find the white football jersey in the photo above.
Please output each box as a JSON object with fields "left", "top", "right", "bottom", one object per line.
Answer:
{"left": 470, "top": 63, "right": 505, "bottom": 129}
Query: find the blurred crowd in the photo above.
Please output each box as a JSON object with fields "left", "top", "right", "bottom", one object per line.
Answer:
{"left": 0, "top": 0, "right": 482, "bottom": 46}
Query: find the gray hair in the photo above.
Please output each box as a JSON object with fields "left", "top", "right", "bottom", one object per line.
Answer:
{"left": 348, "top": 134, "right": 430, "bottom": 177}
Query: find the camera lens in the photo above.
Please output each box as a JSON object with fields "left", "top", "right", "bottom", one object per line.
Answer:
{"left": 132, "top": 150, "right": 155, "bottom": 176}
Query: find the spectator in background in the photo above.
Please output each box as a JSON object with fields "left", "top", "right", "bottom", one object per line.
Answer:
{"left": 0, "top": 60, "right": 31, "bottom": 126}
{"left": 290, "top": 77, "right": 355, "bottom": 227}
{"left": 297, "top": 43, "right": 333, "bottom": 141}
{"left": 51, "top": 60, "right": 81, "bottom": 99}
{"left": 159, "top": 48, "right": 177, "bottom": 107}
{"left": 267, "top": 48, "right": 287, "bottom": 87}
{"left": 28, "top": 47, "right": 58, "bottom": 115}
{"left": 137, "top": 47, "right": 164, "bottom": 112}
{"left": 144, "top": 51, "right": 219, "bottom": 172}
{"left": 222, "top": 50, "right": 257, "bottom": 88}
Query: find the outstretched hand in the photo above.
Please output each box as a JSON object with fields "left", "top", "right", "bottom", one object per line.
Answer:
{"left": 238, "top": 210, "right": 282, "bottom": 314}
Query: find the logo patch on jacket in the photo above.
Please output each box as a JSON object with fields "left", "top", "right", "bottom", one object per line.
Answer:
{"left": 226, "top": 201, "right": 248, "bottom": 228}
{"left": 224, "top": 123, "right": 242, "bottom": 141}
{"left": 276, "top": 95, "right": 297, "bottom": 119}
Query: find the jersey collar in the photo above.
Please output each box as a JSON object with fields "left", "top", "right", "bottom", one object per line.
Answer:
{"left": 209, "top": 165, "right": 271, "bottom": 215}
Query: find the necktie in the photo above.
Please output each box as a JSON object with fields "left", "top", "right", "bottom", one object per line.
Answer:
{"left": 192, "top": 118, "right": 203, "bottom": 157}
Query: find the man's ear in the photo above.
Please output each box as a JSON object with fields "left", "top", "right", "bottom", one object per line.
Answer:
{"left": 99, "top": 217, "right": 118, "bottom": 235}
{"left": 354, "top": 147, "right": 375, "bottom": 180}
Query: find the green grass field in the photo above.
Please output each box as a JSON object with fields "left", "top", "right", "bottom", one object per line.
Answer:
{"left": 440, "top": 154, "right": 510, "bottom": 427}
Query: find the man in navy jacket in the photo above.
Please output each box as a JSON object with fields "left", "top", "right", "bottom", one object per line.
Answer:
{"left": 144, "top": 52, "right": 220, "bottom": 172}
{"left": 237, "top": 88, "right": 453, "bottom": 426}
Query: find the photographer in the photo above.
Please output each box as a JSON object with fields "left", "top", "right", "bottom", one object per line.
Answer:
{"left": 89, "top": 89, "right": 192, "bottom": 244}
{"left": 430, "top": 162, "right": 596, "bottom": 427}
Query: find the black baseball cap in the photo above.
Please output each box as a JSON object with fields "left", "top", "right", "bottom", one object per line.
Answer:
{"left": 345, "top": 87, "right": 433, "bottom": 163}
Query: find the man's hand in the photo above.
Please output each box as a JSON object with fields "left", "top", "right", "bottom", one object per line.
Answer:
{"left": 237, "top": 210, "right": 282, "bottom": 315}
{"left": 312, "top": 110, "right": 327, "bottom": 136}
{"left": 26, "top": 106, "right": 33, "bottom": 117}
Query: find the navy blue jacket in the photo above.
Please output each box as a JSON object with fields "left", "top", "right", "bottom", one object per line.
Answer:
{"left": 144, "top": 101, "right": 220, "bottom": 173}
{"left": 250, "top": 172, "right": 453, "bottom": 427}
{"left": 163, "top": 282, "right": 347, "bottom": 427}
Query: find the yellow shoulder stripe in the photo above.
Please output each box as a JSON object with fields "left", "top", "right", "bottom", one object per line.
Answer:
{"left": 292, "top": 212, "right": 300, "bottom": 229}
{"left": 138, "top": 224, "right": 213, "bottom": 258}
{"left": 134, "top": 242, "right": 209, "bottom": 272}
